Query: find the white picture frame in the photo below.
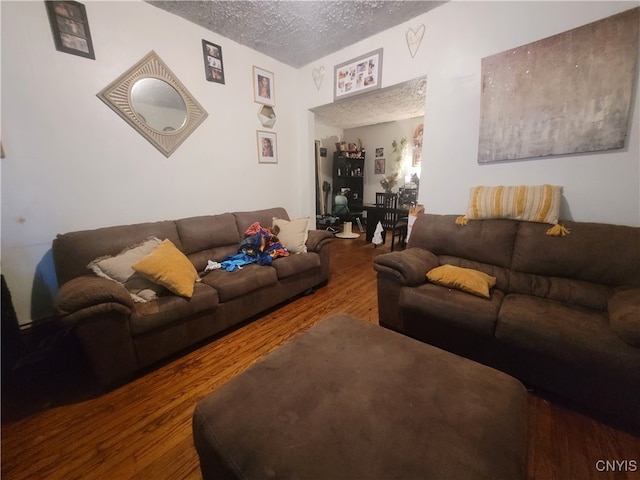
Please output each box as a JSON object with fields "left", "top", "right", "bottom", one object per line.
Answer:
{"left": 253, "top": 66, "right": 275, "bottom": 106}
{"left": 257, "top": 130, "right": 278, "bottom": 164}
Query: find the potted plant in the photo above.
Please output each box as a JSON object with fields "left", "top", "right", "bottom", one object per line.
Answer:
{"left": 380, "top": 137, "right": 407, "bottom": 193}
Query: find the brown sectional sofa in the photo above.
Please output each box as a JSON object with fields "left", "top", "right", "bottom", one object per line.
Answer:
{"left": 374, "top": 214, "right": 640, "bottom": 426}
{"left": 53, "top": 207, "right": 332, "bottom": 386}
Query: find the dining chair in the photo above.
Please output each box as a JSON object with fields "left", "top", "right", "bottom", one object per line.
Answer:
{"left": 374, "top": 192, "right": 407, "bottom": 251}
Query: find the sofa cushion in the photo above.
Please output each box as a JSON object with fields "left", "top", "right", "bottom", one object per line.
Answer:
{"left": 400, "top": 284, "right": 505, "bottom": 338}
{"left": 88, "top": 237, "right": 166, "bottom": 302}
{"left": 608, "top": 288, "right": 640, "bottom": 348}
{"left": 407, "top": 214, "right": 518, "bottom": 269}
{"left": 130, "top": 283, "right": 219, "bottom": 336}
{"left": 271, "top": 252, "right": 321, "bottom": 279}
{"left": 133, "top": 239, "right": 200, "bottom": 298}
{"left": 175, "top": 213, "right": 240, "bottom": 255}
{"left": 496, "top": 294, "right": 640, "bottom": 379}
{"left": 273, "top": 217, "right": 309, "bottom": 254}
{"left": 53, "top": 220, "right": 182, "bottom": 286}
{"left": 427, "top": 265, "right": 496, "bottom": 298}
{"left": 187, "top": 246, "right": 241, "bottom": 274}
{"left": 511, "top": 220, "right": 640, "bottom": 288}
{"left": 200, "top": 264, "right": 278, "bottom": 302}
{"left": 234, "top": 208, "right": 289, "bottom": 235}
{"left": 508, "top": 271, "right": 612, "bottom": 311}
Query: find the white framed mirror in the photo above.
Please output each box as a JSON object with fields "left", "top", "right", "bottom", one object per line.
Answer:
{"left": 97, "top": 51, "right": 208, "bottom": 157}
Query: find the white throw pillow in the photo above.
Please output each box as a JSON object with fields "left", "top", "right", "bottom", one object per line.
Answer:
{"left": 272, "top": 217, "right": 309, "bottom": 254}
{"left": 88, "top": 236, "right": 165, "bottom": 302}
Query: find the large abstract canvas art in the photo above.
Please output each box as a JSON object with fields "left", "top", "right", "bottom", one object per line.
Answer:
{"left": 478, "top": 7, "right": 639, "bottom": 163}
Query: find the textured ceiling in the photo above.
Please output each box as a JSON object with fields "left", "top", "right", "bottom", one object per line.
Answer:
{"left": 311, "top": 76, "right": 427, "bottom": 129}
{"left": 146, "top": 1, "right": 445, "bottom": 68}
{"left": 146, "top": 1, "right": 441, "bottom": 128}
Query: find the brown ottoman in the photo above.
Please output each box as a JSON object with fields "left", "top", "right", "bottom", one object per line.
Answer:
{"left": 192, "top": 314, "right": 528, "bottom": 479}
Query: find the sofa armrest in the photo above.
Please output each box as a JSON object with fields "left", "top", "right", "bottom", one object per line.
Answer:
{"left": 55, "top": 275, "right": 134, "bottom": 326}
{"left": 55, "top": 275, "right": 139, "bottom": 385}
{"left": 609, "top": 288, "right": 640, "bottom": 348}
{"left": 374, "top": 248, "right": 439, "bottom": 286}
{"left": 306, "top": 229, "right": 334, "bottom": 253}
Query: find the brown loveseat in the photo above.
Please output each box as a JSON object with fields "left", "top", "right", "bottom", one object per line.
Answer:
{"left": 374, "top": 214, "right": 640, "bottom": 426}
{"left": 53, "top": 207, "right": 332, "bottom": 386}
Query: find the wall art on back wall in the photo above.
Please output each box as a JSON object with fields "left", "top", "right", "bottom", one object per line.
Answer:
{"left": 478, "top": 7, "right": 639, "bottom": 163}
{"left": 202, "top": 40, "right": 225, "bottom": 84}
{"left": 334, "top": 49, "right": 383, "bottom": 100}
{"left": 45, "top": 0, "right": 95, "bottom": 59}
{"left": 413, "top": 124, "right": 424, "bottom": 149}
{"left": 412, "top": 150, "right": 422, "bottom": 167}
{"left": 253, "top": 66, "right": 275, "bottom": 107}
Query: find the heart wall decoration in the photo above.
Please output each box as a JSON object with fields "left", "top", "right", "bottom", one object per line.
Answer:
{"left": 313, "top": 66, "right": 325, "bottom": 90}
{"left": 406, "top": 24, "right": 425, "bottom": 59}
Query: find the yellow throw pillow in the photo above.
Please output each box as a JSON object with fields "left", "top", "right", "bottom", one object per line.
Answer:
{"left": 426, "top": 265, "right": 496, "bottom": 298}
{"left": 466, "top": 185, "right": 562, "bottom": 225}
{"left": 132, "top": 239, "right": 199, "bottom": 298}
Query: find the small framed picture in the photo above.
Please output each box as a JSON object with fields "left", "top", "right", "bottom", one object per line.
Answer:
{"left": 45, "top": 1, "right": 95, "bottom": 59}
{"left": 257, "top": 130, "right": 278, "bottom": 164}
{"left": 413, "top": 124, "right": 424, "bottom": 148}
{"left": 375, "top": 147, "right": 384, "bottom": 157}
{"left": 412, "top": 149, "right": 422, "bottom": 167}
{"left": 374, "top": 158, "right": 386, "bottom": 174}
{"left": 253, "top": 66, "right": 275, "bottom": 106}
{"left": 202, "top": 40, "right": 225, "bottom": 84}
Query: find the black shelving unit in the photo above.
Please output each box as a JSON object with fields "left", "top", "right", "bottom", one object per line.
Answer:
{"left": 332, "top": 150, "right": 365, "bottom": 214}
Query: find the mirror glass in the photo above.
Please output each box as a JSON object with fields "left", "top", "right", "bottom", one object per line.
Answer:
{"left": 130, "top": 78, "right": 187, "bottom": 132}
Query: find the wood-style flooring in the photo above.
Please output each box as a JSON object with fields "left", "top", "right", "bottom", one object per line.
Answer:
{"left": 2, "top": 233, "right": 639, "bottom": 479}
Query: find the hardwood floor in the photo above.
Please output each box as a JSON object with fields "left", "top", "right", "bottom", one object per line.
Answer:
{"left": 2, "top": 234, "right": 639, "bottom": 479}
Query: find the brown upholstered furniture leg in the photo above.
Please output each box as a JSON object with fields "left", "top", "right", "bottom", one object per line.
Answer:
{"left": 193, "top": 314, "right": 528, "bottom": 480}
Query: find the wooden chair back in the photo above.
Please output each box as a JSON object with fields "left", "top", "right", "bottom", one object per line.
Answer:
{"left": 375, "top": 193, "right": 400, "bottom": 230}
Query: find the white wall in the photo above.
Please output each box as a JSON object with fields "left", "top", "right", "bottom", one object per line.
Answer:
{"left": 301, "top": 1, "right": 640, "bottom": 225}
{"left": 1, "top": 1, "right": 303, "bottom": 325}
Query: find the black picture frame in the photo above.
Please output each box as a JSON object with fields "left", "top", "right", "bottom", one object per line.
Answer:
{"left": 45, "top": 1, "right": 95, "bottom": 60}
{"left": 202, "top": 40, "right": 225, "bottom": 84}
